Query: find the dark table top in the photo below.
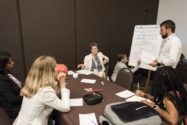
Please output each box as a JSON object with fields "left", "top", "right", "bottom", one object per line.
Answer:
{"left": 56, "top": 74, "right": 126, "bottom": 125}
{"left": 56, "top": 74, "right": 169, "bottom": 125}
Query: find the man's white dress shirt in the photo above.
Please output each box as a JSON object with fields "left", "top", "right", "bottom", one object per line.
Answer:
{"left": 158, "top": 34, "right": 182, "bottom": 68}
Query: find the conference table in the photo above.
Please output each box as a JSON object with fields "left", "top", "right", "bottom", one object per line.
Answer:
{"left": 56, "top": 73, "right": 168, "bottom": 125}
{"left": 56, "top": 73, "right": 126, "bottom": 125}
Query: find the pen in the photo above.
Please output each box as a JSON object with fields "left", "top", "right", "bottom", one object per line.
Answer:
{"left": 135, "top": 105, "right": 147, "bottom": 111}
{"left": 92, "top": 89, "right": 104, "bottom": 92}
{"left": 137, "top": 82, "right": 139, "bottom": 90}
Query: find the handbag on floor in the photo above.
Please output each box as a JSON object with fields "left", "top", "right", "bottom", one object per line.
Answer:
{"left": 99, "top": 101, "right": 162, "bottom": 125}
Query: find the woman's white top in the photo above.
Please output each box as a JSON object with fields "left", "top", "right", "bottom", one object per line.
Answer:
{"left": 84, "top": 52, "right": 109, "bottom": 71}
{"left": 13, "top": 87, "right": 70, "bottom": 125}
{"left": 84, "top": 52, "right": 109, "bottom": 77}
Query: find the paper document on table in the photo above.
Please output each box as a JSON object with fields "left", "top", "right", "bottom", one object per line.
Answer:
{"left": 77, "top": 70, "right": 93, "bottom": 75}
{"left": 79, "top": 113, "right": 98, "bottom": 125}
{"left": 115, "top": 90, "right": 135, "bottom": 98}
{"left": 70, "top": 98, "right": 83, "bottom": 107}
{"left": 80, "top": 79, "right": 96, "bottom": 84}
{"left": 68, "top": 71, "right": 75, "bottom": 75}
{"left": 141, "top": 52, "right": 156, "bottom": 64}
{"left": 126, "top": 95, "right": 152, "bottom": 102}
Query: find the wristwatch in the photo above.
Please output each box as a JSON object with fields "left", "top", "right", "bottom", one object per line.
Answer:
{"left": 153, "top": 105, "right": 159, "bottom": 109}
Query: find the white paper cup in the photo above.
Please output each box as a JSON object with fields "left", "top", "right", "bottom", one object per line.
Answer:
{"left": 73, "top": 73, "right": 78, "bottom": 79}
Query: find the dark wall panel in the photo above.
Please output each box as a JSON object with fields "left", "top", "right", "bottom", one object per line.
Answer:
{"left": 76, "top": 0, "right": 113, "bottom": 64}
{"left": 139, "top": 0, "right": 159, "bottom": 24}
{"left": 19, "top": 0, "right": 75, "bottom": 72}
{"left": 75, "top": 0, "right": 159, "bottom": 75}
{"left": 0, "top": 0, "right": 26, "bottom": 81}
{"left": 0, "top": 0, "right": 159, "bottom": 78}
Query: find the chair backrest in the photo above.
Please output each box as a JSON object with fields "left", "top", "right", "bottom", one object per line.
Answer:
{"left": 0, "top": 108, "right": 11, "bottom": 125}
{"left": 177, "top": 115, "right": 185, "bottom": 125}
{"left": 104, "top": 63, "right": 109, "bottom": 79}
{"left": 183, "top": 84, "right": 187, "bottom": 92}
{"left": 176, "top": 58, "right": 187, "bottom": 83}
{"left": 115, "top": 68, "right": 133, "bottom": 90}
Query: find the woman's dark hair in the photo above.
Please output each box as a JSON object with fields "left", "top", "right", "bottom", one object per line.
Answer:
{"left": 152, "top": 66, "right": 187, "bottom": 116}
{"left": 116, "top": 53, "right": 126, "bottom": 61}
{"left": 0, "top": 52, "right": 12, "bottom": 74}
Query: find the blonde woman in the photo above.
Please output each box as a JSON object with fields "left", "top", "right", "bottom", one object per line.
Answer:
{"left": 13, "top": 56, "right": 70, "bottom": 125}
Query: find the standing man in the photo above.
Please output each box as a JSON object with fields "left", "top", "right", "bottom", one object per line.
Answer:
{"left": 150, "top": 20, "right": 182, "bottom": 68}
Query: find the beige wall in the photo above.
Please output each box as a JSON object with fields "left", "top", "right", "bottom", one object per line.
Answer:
{"left": 157, "top": 0, "right": 187, "bottom": 57}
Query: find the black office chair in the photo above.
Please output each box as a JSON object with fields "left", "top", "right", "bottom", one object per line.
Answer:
{"left": 176, "top": 53, "right": 187, "bottom": 92}
{"left": 0, "top": 108, "right": 12, "bottom": 125}
{"left": 183, "top": 84, "right": 187, "bottom": 92}
{"left": 104, "top": 63, "right": 109, "bottom": 80}
{"left": 115, "top": 68, "right": 133, "bottom": 90}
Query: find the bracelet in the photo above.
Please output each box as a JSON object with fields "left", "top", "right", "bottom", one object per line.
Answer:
{"left": 153, "top": 105, "right": 159, "bottom": 109}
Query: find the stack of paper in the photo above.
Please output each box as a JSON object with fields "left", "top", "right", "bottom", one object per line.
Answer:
{"left": 80, "top": 79, "right": 96, "bottom": 84}
{"left": 141, "top": 51, "right": 156, "bottom": 64}
{"left": 126, "top": 95, "right": 152, "bottom": 102}
{"left": 77, "top": 70, "right": 93, "bottom": 75}
{"left": 115, "top": 90, "right": 135, "bottom": 98}
{"left": 70, "top": 98, "right": 83, "bottom": 107}
{"left": 79, "top": 113, "right": 98, "bottom": 125}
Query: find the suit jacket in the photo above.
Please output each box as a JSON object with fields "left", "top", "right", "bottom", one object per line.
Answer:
{"left": 0, "top": 74, "right": 22, "bottom": 118}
